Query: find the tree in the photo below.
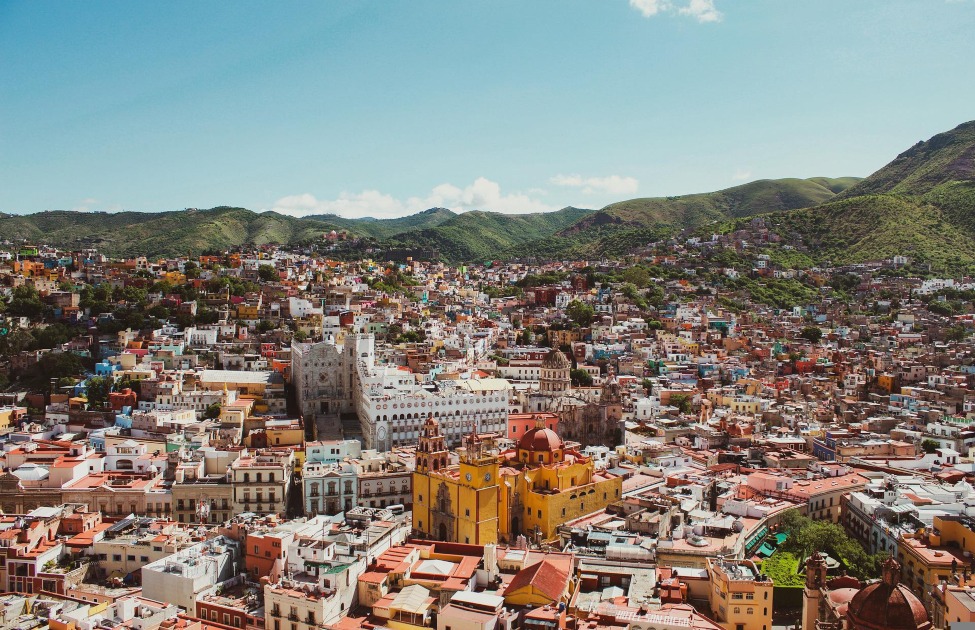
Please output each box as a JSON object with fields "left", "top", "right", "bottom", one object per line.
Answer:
{"left": 670, "top": 393, "right": 692, "bottom": 414}
{"left": 641, "top": 378, "right": 653, "bottom": 395}
{"left": 8, "top": 285, "right": 45, "bottom": 319}
{"left": 84, "top": 376, "right": 112, "bottom": 407}
{"left": 779, "top": 510, "right": 887, "bottom": 580}
{"left": 622, "top": 266, "right": 651, "bottom": 288}
{"left": 944, "top": 325, "right": 967, "bottom": 343}
{"left": 204, "top": 403, "right": 222, "bottom": 419}
{"left": 32, "top": 323, "right": 73, "bottom": 350}
{"left": 800, "top": 326, "right": 823, "bottom": 344}
{"left": 31, "top": 352, "right": 87, "bottom": 381}
{"left": 196, "top": 309, "right": 220, "bottom": 325}
{"left": 928, "top": 301, "right": 953, "bottom": 316}
{"left": 566, "top": 300, "right": 595, "bottom": 327}
{"left": 0, "top": 329, "right": 36, "bottom": 357}
{"left": 258, "top": 265, "right": 278, "bottom": 282}
{"left": 921, "top": 438, "right": 940, "bottom": 454}
{"left": 147, "top": 305, "right": 171, "bottom": 319}
{"left": 570, "top": 368, "right": 593, "bottom": 387}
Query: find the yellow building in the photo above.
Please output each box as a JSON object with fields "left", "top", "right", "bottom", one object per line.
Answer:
{"left": 412, "top": 417, "right": 500, "bottom": 545}
{"left": 162, "top": 270, "right": 186, "bottom": 285}
{"left": 237, "top": 303, "right": 260, "bottom": 320}
{"left": 412, "top": 415, "right": 622, "bottom": 545}
{"left": 898, "top": 515, "right": 972, "bottom": 614}
{"left": 0, "top": 406, "right": 27, "bottom": 432}
{"left": 706, "top": 557, "right": 773, "bottom": 630}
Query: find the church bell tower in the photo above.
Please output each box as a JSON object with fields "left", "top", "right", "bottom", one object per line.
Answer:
{"left": 802, "top": 551, "right": 828, "bottom": 630}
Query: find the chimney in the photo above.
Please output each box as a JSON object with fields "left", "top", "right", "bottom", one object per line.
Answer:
{"left": 483, "top": 542, "right": 498, "bottom": 582}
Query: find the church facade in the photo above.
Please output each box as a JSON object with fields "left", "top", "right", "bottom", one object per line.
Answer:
{"left": 521, "top": 348, "right": 625, "bottom": 449}
{"left": 412, "top": 414, "right": 622, "bottom": 545}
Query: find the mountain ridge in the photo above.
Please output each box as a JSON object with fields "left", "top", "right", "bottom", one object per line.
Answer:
{"left": 3, "top": 118, "right": 975, "bottom": 267}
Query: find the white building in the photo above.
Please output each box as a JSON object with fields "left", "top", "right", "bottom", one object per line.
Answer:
{"left": 140, "top": 536, "right": 241, "bottom": 612}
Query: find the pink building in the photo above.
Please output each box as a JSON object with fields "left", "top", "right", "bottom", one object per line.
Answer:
{"left": 507, "top": 412, "right": 558, "bottom": 441}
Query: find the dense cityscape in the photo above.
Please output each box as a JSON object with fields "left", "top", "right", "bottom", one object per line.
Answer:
{"left": 2, "top": 228, "right": 975, "bottom": 630}
{"left": 4, "top": 2, "right": 975, "bottom": 630}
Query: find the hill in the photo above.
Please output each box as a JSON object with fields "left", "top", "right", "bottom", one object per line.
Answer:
{"left": 497, "top": 177, "right": 859, "bottom": 260}
{"left": 0, "top": 205, "right": 593, "bottom": 261}
{"left": 380, "top": 207, "right": 594, "bottom": 262}
{"left": 304, "top": 207, "right": 457, "bottom": 239}
{"left": 839, "top": 121, "right": 975, "bottom": 198}
{"left": 6, "top": 119, "right": 974, "bottom": 266}
{"left": 762, "top": 121, "right": 975, "bottom": 270}
{"left": 0, "top": 207, "right": 338, "bottom": 258}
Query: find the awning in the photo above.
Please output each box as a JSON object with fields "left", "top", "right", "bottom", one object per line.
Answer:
{"left": 745, "top": 526, "right": 769, "bottom": 551}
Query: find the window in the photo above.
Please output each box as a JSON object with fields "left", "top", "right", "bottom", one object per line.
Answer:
{"left": 113, "top": 554, "right": 122, "bottom": 562}
{"left": 140, "top": 556, "right": 149, "bottom": 562}
{"left": 734, "top": 608, "right": 740, "bottom": 614}
{"left": 746, "top": 593, "right": 754, "bottom": 600}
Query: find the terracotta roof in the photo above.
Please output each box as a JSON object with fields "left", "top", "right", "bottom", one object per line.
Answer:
{"left": 503, "top": 559, "right": 569, "bottom": 601}
{"left": 517, "top": 426, "right": 564, "bottom": 453}
{"left": 847, "top": 560, "right": 931, "bottom": 630}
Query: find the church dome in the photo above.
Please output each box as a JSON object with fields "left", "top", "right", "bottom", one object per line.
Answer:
{"left": 542, "top": 349, "right": 570, "bottom": 370}
{"left": 847, "top": 559, "right": 930, "bottom": 630}
{"left": 517, "top": 426, "right": 564, "bottom": 452}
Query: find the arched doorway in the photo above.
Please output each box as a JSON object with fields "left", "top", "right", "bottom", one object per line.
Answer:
{"left": 438, "top": 523, "right": 448, "bottom": 541}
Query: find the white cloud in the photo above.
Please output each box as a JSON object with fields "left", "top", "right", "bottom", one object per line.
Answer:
{"left": 72, "top": 197, "right": 99, "bottom": 212}
{"left": 679, "top": 0, "right": 722, "bottom": 23}
{"left": 270, "top": 177, "right": 557, "bottom": 219}
{"left": 629, "top": 0, "right": 671, "bottom": 17}
{"left": 629, "top": 0, "right": 722, "bottom": 22}
{"left": 551, "top": 174, "right": 639, "bottom": 195}
{"left": 732, "top": 169, "right": 752, "bottom": 181}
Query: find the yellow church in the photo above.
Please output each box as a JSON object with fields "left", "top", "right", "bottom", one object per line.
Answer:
{"left": 412, "top": 414, "right": 622, "bottom": 545}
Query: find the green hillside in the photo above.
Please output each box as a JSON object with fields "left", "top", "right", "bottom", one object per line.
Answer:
{"left": 805, "top": 177, "right": 862, "bottom": 194}
{"left": 497, "top": 177, "right": 858, "bottom": 260}
{"left": 0, "top": 207, "right": 338, "bottom": 258}
{"left": 840, "top": 121, "right": 975, "bottom": 198}
{"left": 768, "top": 195, "right": 975, "bottom": 270}
{"left": 5, "top": 119, "right": 974, "bottom": 266}
{"left": 381, "top": 206, "right": 594, "bottom": 261}
{"left": 570, "top": 178, "right": 849, "bottom": 235}
{"left": 305, "top": 207, "right": 457, "bottom": 239}
{"left": 764, "top": 121, "right": 975, "bottom": 271}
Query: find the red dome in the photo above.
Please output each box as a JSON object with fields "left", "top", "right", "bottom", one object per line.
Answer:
{"left": 517, "top": 426, "right": 564, "bottom": 452}
{"left": 847, "top": 560, "right": 930, "bottom": 630}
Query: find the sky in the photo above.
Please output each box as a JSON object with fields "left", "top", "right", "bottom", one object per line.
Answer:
{"left": 1, "top": 0, "right": 974, "bottom": 219}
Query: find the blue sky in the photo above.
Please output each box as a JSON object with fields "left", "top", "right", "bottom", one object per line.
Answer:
{"left": 1, "top": 0, "right": 973, "bottom": 218}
